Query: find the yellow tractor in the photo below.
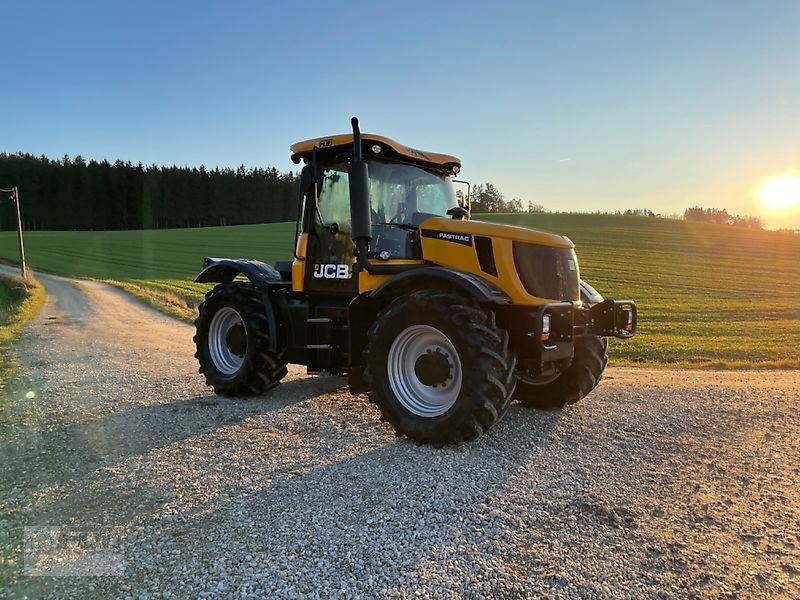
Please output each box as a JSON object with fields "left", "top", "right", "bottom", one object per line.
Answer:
{"left": 193, "top": 118, "right": 637, "bottom": 443}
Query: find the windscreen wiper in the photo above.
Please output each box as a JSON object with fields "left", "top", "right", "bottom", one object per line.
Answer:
{"left": 373, "top": 221, "right": 417, "bottom": 230}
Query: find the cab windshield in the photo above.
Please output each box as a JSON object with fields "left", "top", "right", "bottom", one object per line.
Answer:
{"left": 367, "top": 161, "right": 458, "bottom": 226}
{"left": 313, "top": 160, "right": 459, "bottom": 262}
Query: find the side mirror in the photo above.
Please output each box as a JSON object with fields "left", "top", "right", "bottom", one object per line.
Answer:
{"left": 299, "top": 164, "right": 314, "bottom": 196}
{"left": 299, "top": 164, "right": 324, "bottom": 196}
{"left": 447, "top": 206, "right": 470, "bottom": 221}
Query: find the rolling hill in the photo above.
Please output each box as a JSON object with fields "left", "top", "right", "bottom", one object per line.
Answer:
{"left": 1, "top": 214, "right": 798, "bottom": 368}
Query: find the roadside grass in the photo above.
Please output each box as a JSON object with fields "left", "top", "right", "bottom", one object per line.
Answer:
{"left": 0, "top": 275, "right": 45, "bottom": 342}
{"left": 0, "top": 274, "right": 46, "bottom": 386}
{"left": 1, "top": 215, "right": 798, "bottom": 368}
{"left": 107, "top": 279, "right": 205, "bottom": 323}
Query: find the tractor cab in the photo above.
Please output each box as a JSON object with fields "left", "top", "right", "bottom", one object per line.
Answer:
{"left": 288, "top": 132, "right": 467, "bottom": 294}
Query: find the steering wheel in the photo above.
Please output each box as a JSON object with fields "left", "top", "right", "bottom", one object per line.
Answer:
{"left": 390, "top": 207, "right": 408, "bottom": 225}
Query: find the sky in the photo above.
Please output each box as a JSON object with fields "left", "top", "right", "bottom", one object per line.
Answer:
{"left": 2, "top": 0, "right": 799, "bottom": 228}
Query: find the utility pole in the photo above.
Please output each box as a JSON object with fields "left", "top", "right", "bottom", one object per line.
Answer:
{"left": 1, "top": 186, "right": 28, "bottom": 280}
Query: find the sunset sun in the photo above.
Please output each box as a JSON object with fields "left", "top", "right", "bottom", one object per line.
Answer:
{"left": 759, "top": 173, "right": 800, "bottom": 211}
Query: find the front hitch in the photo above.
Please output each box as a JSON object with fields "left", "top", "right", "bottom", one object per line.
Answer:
{"left": 582, "top": 299, "right": 637, "bottom": 339}
{"left": 532, "top": 298, "right": 638, "bottom": 352}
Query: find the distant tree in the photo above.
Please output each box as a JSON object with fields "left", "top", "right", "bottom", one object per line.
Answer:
{"left": 683, "top": 206, "right": 762, "bottom": 229}
{"left": 527, "top": 201, "right": 546, "bottom": 213}
{"left": 471, "top": 182, "right": 506, "bottom": 213}
{"left": 623, "top": 208, "right": 656, "bottom": 217}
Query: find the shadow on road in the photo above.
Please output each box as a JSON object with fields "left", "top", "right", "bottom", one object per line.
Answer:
{"left": 83, "top": 406, "right": 565, "bottom": 596}
{"left": 0, "top": 374, "right": 346, "bottom": 515}
{"left": 2, "top": 366, "right": 565, "bottom": 598}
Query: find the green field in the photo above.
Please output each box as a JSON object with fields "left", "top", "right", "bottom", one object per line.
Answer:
{"left": 1, "top": 214, "right": 798, "bottom": 368}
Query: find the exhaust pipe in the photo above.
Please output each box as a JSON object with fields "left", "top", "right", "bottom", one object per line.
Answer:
{"left": 348, "top": 117, "right": 372, "bottom": 245}
{"left": 348, "top": 116, "right": 420, "bottom": 275}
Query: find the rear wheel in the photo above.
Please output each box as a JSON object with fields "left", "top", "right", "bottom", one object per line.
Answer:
{"left": 194, "top": 282, "right": 288, "bottom": 396}
{"left": 364, "top": 290, "right": 516, "bottom": 443}
{"left": 514, "top": 336, "right": 608, "bottom": 409}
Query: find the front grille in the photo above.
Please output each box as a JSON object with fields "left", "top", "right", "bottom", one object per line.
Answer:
{"left": 474, "top": 236, "right": 498, "bottom": 277}
{"left": 512, "top": 242, "right": 580, "bottom": 301}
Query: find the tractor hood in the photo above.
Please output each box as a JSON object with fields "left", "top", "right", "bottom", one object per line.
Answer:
{"left": 418, "top": 217, "right": 574, "bottom": 249}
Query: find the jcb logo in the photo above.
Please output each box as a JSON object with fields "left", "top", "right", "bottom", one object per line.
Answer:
{"left": 313, "top": 264, "right": 352, "bottom": 280}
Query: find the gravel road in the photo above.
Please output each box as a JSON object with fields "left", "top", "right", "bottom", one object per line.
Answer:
{"left": 1, "top": 267, "right": 798, "bottom": 599}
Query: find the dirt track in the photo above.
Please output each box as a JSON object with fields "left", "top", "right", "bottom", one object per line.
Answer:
{"left": 1, "top": 266, "right": 798, "bottom": 599}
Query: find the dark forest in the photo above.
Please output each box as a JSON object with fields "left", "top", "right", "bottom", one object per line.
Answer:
{"left": 0, "top": 153, "right": 299, "bottom": 231}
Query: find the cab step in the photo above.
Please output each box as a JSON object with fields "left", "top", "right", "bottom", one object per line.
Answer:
{"left": 307, "top": 318, "right": 333, "bottom": 371}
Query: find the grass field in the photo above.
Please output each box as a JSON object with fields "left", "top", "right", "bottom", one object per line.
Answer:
{"left": 1, "top": 214, "right": 798, "bottom": 368}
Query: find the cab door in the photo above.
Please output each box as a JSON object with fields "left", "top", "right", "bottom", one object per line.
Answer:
{"left": 303, "top": 165, "right": 359, "bottom": 295}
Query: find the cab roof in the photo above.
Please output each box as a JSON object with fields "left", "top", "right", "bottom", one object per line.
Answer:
{"left": 290, "top": 133, "right": 461, "bottom": 174}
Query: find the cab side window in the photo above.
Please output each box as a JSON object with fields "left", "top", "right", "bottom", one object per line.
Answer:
{"left": 312, "top": 166, "right": 356, "bottom": 268}
{"left": 318, "top": 168, "right": 351, "bottom": 234}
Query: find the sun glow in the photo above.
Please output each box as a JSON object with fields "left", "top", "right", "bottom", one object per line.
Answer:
{"left": 759, "top": 173, "right": 800, "bottom": 211}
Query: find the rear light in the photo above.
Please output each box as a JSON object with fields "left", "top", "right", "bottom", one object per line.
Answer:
{"left": 541, "top": 313, "right": 551, "bottom": 341}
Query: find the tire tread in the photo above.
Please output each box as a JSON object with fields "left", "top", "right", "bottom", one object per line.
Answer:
{"left": 515, "top": 336, "right": 608, "bottom": 409}
{"left": 364, "top": 290, "right": 516, "bottom": 443}
{"left": 194, "top": 282, "right": 288, "bottom": 397}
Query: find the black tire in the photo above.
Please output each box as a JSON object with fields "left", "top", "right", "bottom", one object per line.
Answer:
{"left": 514, "top": 336, "right": 608, "bottom": 409}
{"left": 194, "top": 282, "right": 288, "bottom": 396}
{"left": 364, "top": 290, "right": 516, "bottom": 444}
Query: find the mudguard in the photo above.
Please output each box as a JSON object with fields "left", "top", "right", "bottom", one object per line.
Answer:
{"left": 194, "top": 258, "right": 287, "bottom": 353}
{"left": 195, "top": 257, "right": 285, "bottom": 286}
{"left": 580, "top": 280, "right": 604, "bottom": 305}
{"left": 367, "top": 266, "right": 511, "bottom": 305}
{"left": 347, "top": 267, "right": 510, "bottom": 394}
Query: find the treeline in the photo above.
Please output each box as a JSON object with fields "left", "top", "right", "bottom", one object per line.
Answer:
{"left": 0, "top": 153, "right": 299, "bottom": 231}
{"left": 467, "top": 183, "right": 545, "bottom": 214}
{"left": 683, "top": 206, "right": 763, "bottom": 229}
{"left": 0, "top": 153, "right": 768, "bottom": 232}
{"left": 622, "top": 208, "right": 658, "bottom": 217}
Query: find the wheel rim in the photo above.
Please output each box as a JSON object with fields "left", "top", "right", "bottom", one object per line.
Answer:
{"left": 387, "top": 324, "right": 462, "bottom": 417}
{"left": 208, "top": 307, "right": 246, "bottom": 375}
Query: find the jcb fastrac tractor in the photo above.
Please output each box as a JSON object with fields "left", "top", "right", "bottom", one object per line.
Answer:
{"left": 193, "top": 118, "right": 637, "bottom": 443}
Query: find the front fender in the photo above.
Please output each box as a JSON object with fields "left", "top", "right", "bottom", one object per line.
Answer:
{"left": 580, "top": 280, "right": 604, "bottom": 305}
{"left": 195, "top": 258, "right": 287, "bottom": 354}
{"left": 194, "top": 258, "right": 285, "bottom": 285}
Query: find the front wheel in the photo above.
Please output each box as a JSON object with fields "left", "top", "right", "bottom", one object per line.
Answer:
{"left": 194, "top": 282, "right": 288, "bottom": 396}
{"left": 514, "top": 336, "right": 608, "bottom": 409}
{"left": 364, "top": 290, "right": 516, "bottom": 443}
